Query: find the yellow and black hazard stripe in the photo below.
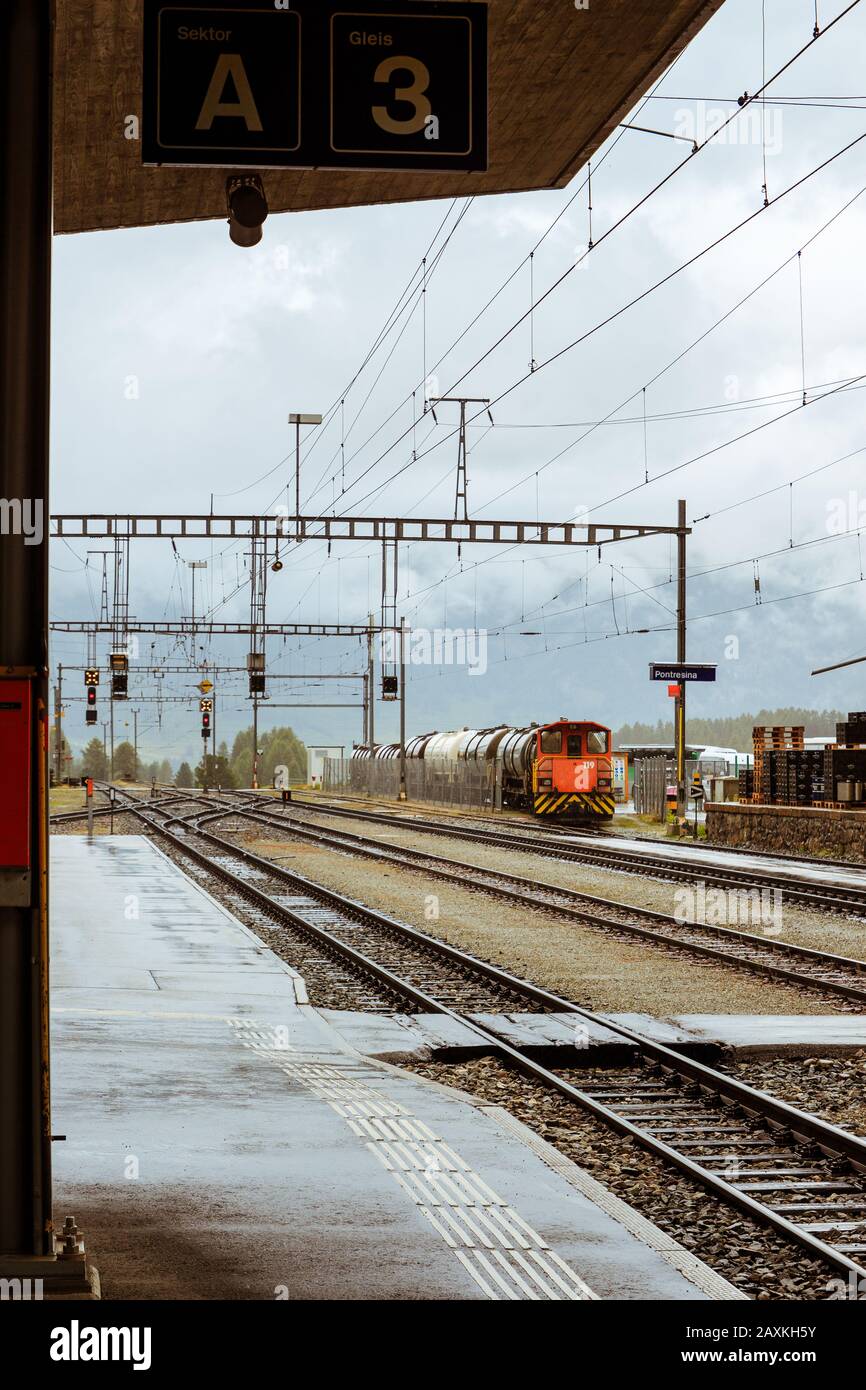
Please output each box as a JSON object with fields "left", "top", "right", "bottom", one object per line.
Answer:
{"left": 533, "top": 792, "right": 616, "bottom": 817}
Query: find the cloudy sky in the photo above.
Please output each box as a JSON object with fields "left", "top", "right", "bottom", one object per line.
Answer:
{"left": 49, "top": 0, "right": 866, "bottom": 766}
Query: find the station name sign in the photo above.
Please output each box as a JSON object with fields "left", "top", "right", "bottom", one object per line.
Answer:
{"left": 649, "top": 663, "right": 717, "bottom": 683}
{"left": 142, "top": 0, "right": 488, "bottom": 172}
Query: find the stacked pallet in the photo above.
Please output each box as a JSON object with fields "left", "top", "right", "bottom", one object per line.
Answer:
{"left": 751, "top": 726, "right": 804, "bottom": 803}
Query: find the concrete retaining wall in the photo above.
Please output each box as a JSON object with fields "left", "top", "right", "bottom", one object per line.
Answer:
{"left": 706, "top": 801, "right": 866, "bottom": 861}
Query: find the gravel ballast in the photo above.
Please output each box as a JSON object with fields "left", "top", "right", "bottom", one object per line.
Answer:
{"left": 226, "top": 825, "right": 849, "bottom": 1016}
{"left": 719, "top": 1053, "right": 866, "bottom": 1137}
{"left": 290, "top": 806, "right": 866, "bottom": 962}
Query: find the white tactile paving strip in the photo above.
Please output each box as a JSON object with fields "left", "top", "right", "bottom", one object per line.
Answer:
{"left": 229, "top": 1018, "right": 598, "bottom": 1301}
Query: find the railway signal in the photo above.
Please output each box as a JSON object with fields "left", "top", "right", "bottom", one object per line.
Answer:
{"left": 85, "top": 670, "right": 98, "bottom": 725}
{"left": 110, "top": 652, "right": 128, "bottom": 698}
{"left": 247, "top": 651, "right": 265, "bottom": 696}
{"left": 200, "top": 699, "right": 212, "bottom": 740}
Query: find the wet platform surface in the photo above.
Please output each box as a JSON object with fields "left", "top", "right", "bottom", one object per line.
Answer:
{"left": 49, "top": 836, "right": 736, "bottom": 1302}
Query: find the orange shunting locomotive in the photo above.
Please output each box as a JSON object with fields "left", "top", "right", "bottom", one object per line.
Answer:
{"left": 523, "top": 719, "right": 614, "bottom": 818}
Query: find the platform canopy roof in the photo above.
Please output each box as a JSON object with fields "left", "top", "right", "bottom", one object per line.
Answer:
{"left": 54, "top": 0, "right": 724, "bottom": 235}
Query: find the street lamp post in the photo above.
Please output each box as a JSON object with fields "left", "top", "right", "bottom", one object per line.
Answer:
{"left": 187, "top": 559, "right": 207, "bottom": 634}
{"left": 288, "top": 411, "right": 323, "bottom": 526}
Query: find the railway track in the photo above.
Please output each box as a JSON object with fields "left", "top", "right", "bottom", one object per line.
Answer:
{"left": 110, "top": 788, "right": 866, "bottom": 1282}
{"left": 247, "top": 793, "right": 866, "bottom": 919}
{"left": 57, "top": 786, "right": 866, "bottom": 1005}
{"left": 58, "top": 782, "right": 866, "bottom": 878}
{"left": 50, "top": 789, "right": 222, "bottom": 823}
{"left": 296, "top": 789, "right": 866, "bottom": 872}
{"left": 187, "top": 798, "right": 866, "bottom": 1010}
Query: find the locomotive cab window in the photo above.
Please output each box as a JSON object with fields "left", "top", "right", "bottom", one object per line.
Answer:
{"left": 539, "top": 730, "right": 562, "bottom": 755}
{"left": 566, "top": 733, "right": 582, "bottom": 756}
{"left": 586, "top": 729, "right": 608, "bottom": 754}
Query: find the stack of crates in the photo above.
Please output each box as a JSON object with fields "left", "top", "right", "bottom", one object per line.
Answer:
{"left": 821, "top": 713, "right": 866, "bottom": 806}
{"left": 751, "top": 726, "right": 804, "bottom": 803}
{"left": 737, "top": 767, "right": 754, "bottom": 800}
{"left": 767, "top": 748, "right": 825, "bottom": 805}
{"left": 835, "top": 712, "right": 866, "bottom": 744}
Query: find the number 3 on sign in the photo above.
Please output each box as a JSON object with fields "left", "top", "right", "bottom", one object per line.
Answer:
{"left": 372, "top": 56, "right": 432, "bottom": 134}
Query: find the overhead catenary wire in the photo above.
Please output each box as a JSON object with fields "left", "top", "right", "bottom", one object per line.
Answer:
{"left": 297, "top": 45, "right": 700, "bottom": 513}
{"left": 323, "top": 1, "right": 863, "bottom": 514}
{"left": 332, "top": 129, "right": 866, "bottom": 535}
{"left": 187, "top": 7, "right": 862, "bottom": 630}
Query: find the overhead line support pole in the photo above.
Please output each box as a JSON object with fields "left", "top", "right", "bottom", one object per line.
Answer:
{"left": 367, "top": 613, "right": 375, "bottom": 793}
{"left": 399, "top": 618, "right": 407, "bottom": 802}
{"left": 54, "top": 668, "right": 63, "bottom": 785}
{"left": 675, "top": 498, "right": 687, "bottom": 831}
{"left": 295, "top": 417, "right": 300, "bottom": 523}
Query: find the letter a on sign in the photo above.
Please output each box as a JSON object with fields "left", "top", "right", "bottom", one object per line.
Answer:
{"left": 196, "top": 54, "right": 263, "bottom": 131}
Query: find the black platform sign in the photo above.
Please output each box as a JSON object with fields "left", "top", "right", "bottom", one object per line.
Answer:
{"left": 148, "top": 6, "right": 302, "bottom": 160}
{"left": 142, "top": 0, "right": 488, "bottom": 172}
{"left": 649, "top": 663, "right": 717, "bottom": 683}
